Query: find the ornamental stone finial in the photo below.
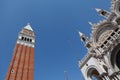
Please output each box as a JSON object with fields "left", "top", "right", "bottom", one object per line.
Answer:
{"left": 95, "top": 8, "right": 110, "bottom": 18}
{"left": 79, "top": 32, "right": 92, "bottom": 48}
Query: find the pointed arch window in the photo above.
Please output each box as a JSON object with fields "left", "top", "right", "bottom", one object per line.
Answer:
{"left": 88, "top": 68, "right": 101, "bottom": 80}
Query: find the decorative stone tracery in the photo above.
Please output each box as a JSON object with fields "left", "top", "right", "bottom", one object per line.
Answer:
{"left": 78, "top": 0, "right": 120, "bottom": 80}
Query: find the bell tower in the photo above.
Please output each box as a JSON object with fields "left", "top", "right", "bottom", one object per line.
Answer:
{"left": 78, "top": 0, "right": 120, "bottom": 80}
{"left": 5, "top": 23, "right": 35, "bottom": 80}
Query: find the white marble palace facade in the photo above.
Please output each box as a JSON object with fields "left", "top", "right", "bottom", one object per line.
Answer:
{"left": 78, "top": 0, "right": 120, "bottom": 80}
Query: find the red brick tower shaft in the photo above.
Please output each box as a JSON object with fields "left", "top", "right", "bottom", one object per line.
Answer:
{"left": 5, "top": 24, "right": 35, "bottom": 80}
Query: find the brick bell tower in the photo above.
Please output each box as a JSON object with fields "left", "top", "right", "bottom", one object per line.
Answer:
{"left": 5, "top": 23, "right": 35, "bottom": 80}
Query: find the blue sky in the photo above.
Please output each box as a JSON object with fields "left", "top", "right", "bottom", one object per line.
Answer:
{"left": 0, "top": 0, "right": 110, "bottom": 80}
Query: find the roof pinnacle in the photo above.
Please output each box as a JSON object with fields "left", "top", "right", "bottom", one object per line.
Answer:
{"left": 95, "top": 8, "right": 102, "bottom": 12}
{"left": 79, "top": 31, "right": 83, "bottom": 37}
{"left": 95, "top": 8, "right": 110, "bottom": 18}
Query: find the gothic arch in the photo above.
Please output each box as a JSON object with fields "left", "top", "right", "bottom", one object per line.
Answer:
{"left": 91, "top": 22, "right": 116, "bottom": 47}
{"left": 86, "top": 66, "right": 101, "bottom": 80}
{"left": 110, "top": 43, "right": 120, "bottom": 71}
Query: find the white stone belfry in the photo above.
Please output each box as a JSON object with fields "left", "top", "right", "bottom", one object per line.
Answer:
{"left": 78, "top": 0, "right": 120, "bottom": 80}
{"left": 17, "top": 23, "right": 35, "bottom": 47}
